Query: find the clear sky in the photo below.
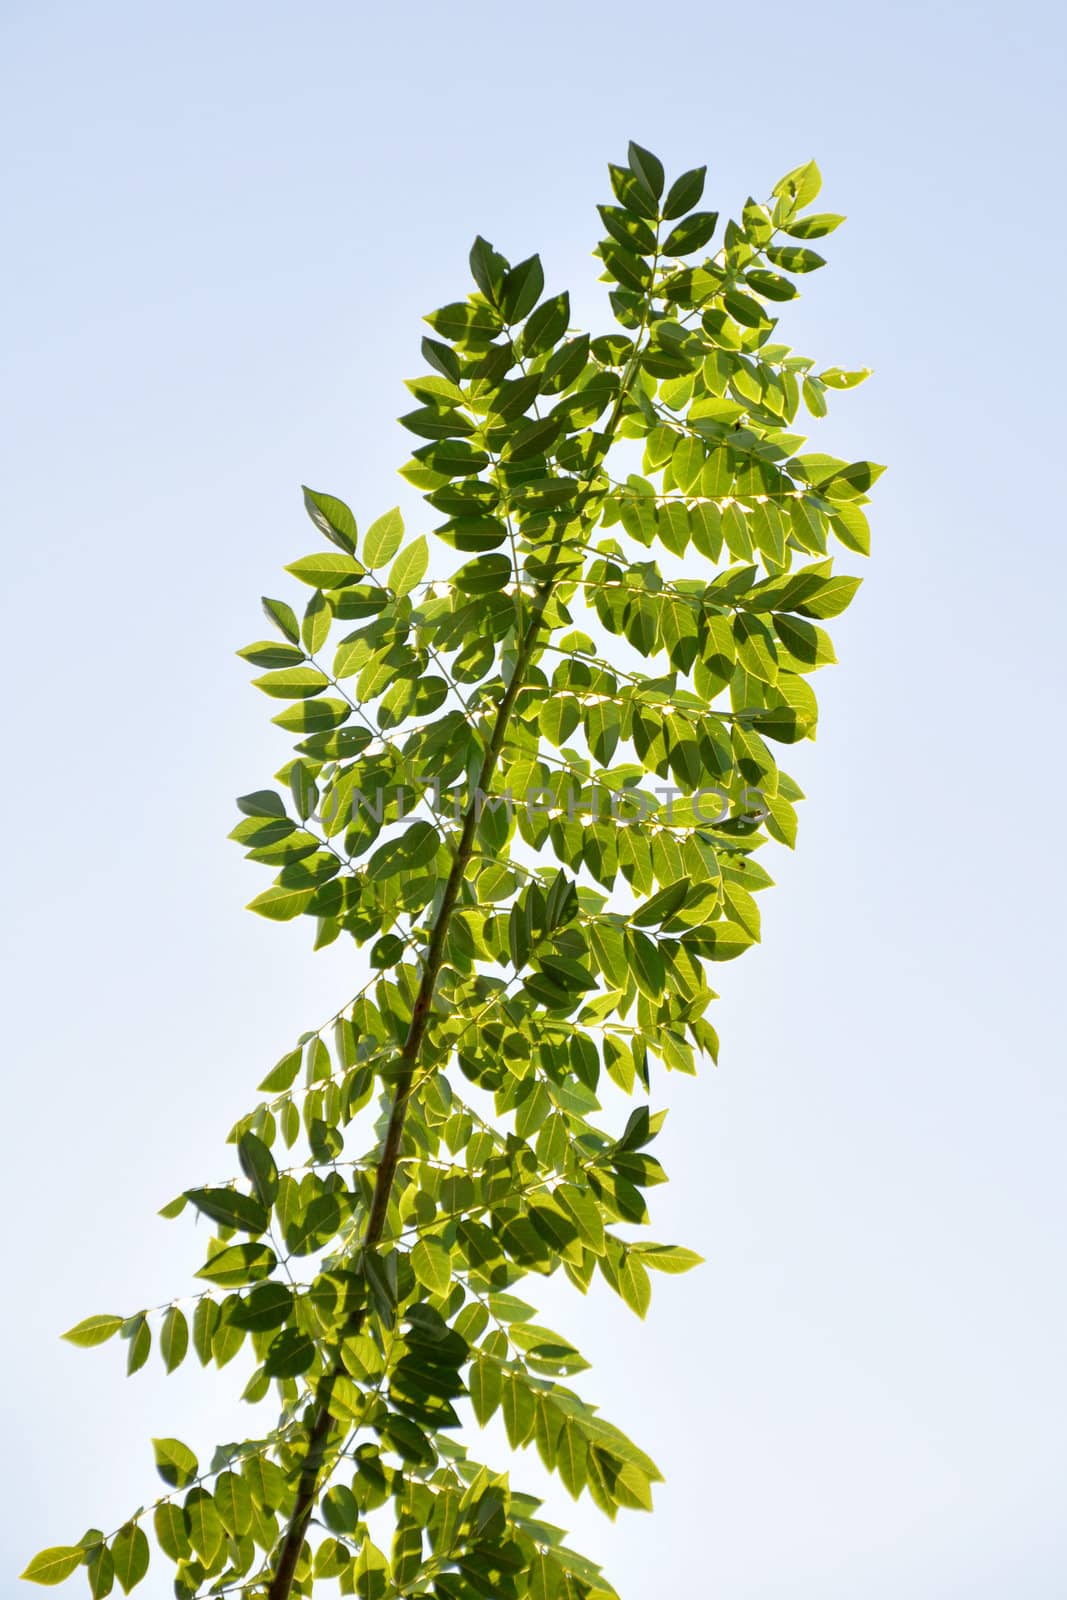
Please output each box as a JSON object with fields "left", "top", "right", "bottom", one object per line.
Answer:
{"left": 2, "top": 1, "right": 1065, "bottom": 1595}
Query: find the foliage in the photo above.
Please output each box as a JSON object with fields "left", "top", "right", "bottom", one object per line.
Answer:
{"left": 24, "top": 142, "right": 880, "bottom": 1599}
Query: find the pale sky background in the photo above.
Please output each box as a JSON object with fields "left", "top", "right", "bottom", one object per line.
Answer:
{"left": 2, "top": 2, "right": 1065, "bottom": 1595}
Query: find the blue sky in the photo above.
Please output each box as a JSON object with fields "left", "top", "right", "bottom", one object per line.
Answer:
{"left": 2, "top": 1, "right": 1065, "bottom": 1595}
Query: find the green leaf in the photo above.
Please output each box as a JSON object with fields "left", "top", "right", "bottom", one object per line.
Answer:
{"left": 62, "top": 1314, "right": 123, "bottom": 1348}
{"left": 662, "top": 165, "right": 706, "bottom": 219}
{"left": 773, "top": 612, "right": 836, "bottom": 668}
{"left": 803, "top": 375, "right": 828, "bottom": 417}
{"left": 671, "top": 435, "right": 704, "bottom": 493}
{"left": 732, "top": 612, "right": 778, "bottom": 683}
{"left": 830, "top": 502, "right": 871, "bottom": 555}
{"left": 723, "top": 288, "right": 769, "bottom": 328}
{"left": 184, "top": 1490, "right": 224, "bottom": 1565}
{"left": 557, "top": 1419, "right": 588, "bottom": 1499}
{"left": 354, "top": 1537, "right": 391, "bottom": 1600}
{"left": 303, "top": 487, "right": 358, "bottom": 553}
{"left": 772, "top": 158, "right": 822, "bottom": 212}
{"left": 20, "top": 1548, "right": 85, "bottom": 1586}
{"left": 110, "top": 1525, "right": 148, "bottom": 1596}
{"left": 368, "top": 819, "right": 441, "bottom": 879}
{"left": 229, "top": 1281, "right": 293, "bottom": 1332}
{"left": 662, "top": 212, "right": 718, "bottom": 256}
{"left": 195, "top": 1243, "right": 277, "bottom": 1286}
{"left": 301, "top": 589, "right": 331, "bottom": 654}
{"left": 261, "top": 595, "right": 300, "bottom": 644}
{"left": 160, "top": 1306, "right": 188, "bottom": 1373}
{"left": 315, "top": 1537, "right": 351, "bottom": 1580}
{"left": 246, "top": 884, "right": 315, "bottom": 921}
{"left": 411, "top": 1237, "right": 452, "bottom": 1294}
{"left": 502, "top": 415, "right": 561, "bottom": 463}
{"left": 540, "top": 696, "right": 579, "bottom": 746}
{"left": 609, "top": 162, "right": 657, "bottom": 221}
{"left": 185, "top": 1187, "right": 268, "bottom": 1235}
{"left": 624, "top": 928, "right": 666, "bottom": 1000}
{"left": 521, "top": 291, "right": 570, "bottom": 356}
{"left": 599, "top": 204, "right": 657, "bottom": 256}
{"left": 322, "top": 1484, "right": 360, "bottom": 1535}
{"left": 502, "top": 1372, "right": 537, "bottom": 1448}
{"left": 264, "top": 1327, "right": 316, "bottom": 1377}
{"left": 781, "top": 212, "right": 844, "bottom": 239}
{"left": 242, "top": 1455, "right": 290, "bottom": 1511}
{"left": 638, "top": 1244, "right": 704, "bottom": 1274}
{"left": 400, "top": 403, "right": 476, "bottom": 440}
{"left": 586, "top": 701, "right": 620, "bottom": 764}
{"left": 238, "top": 1130, "right": 279, "bottom": 1207}
{"left": 236, "top": 788, "right": 287, "bottom": 819}
{"left": 251, "top": 666, "right": 330, "bottom": 699}
{"left": 258, "top": 1046, "right": 303, "bottom": 1092}
{"left": 286, "top": 1192, "right": 343, "bottom": 1254}
{"left": 421, "top": 334, "right": 462, "bottom": 383}
{"left": 389, "top": 535, "right": 428, "bottom": 597}
{"left": 436, "top": 515, "right": 508, "bottom": 553}
{"left": 322, "top": 1373, "right": 365, "bottom": 1426}
{"left": 191, "top": 1299, "right": 219, "bottom": 1366}
{"left": 529, "top": 1550, "right": 562, "bottom": 1600}
{"left": 820, "top": 366, "right": 871, "bottom": 389}
{"left": 363, "top": 508, "right": 404, "bottom": 568}
{"left": 766, "top": 245, "right": 827, "bottom": 274}
{"left": 152, "top": 1504, "right": 191, "bottom": 1563}
{"left": 794, "top": 574, "right": 862, "bottom": 620}
{"left": 613, "top": 1250, "right": 652, "bottom": 1318}
{"left": 424, "top": 300, "right": 503, "bottom": 343}
{"left": 237, "top": 640, "right": 305, "bottom": 669}
{"left": 630, "top": 878, "right": 690, "bottom": 928}
{"left": 455, "top": 553, "right": 511, "bottom": 594}
{"left": 747, "top": 269, "right": 797, "bottom": 302}
{"left": 599, "top": 237, "right": 652, "bottom": 291}
{"left": 469, "top": 235, "right": 509, "bottom": 304}
{"left": 696, "top": 919, "right": 756, "bottom": 961}
{"left": 285, "top": 551, "right": 364, "bottom": 588}
{"left": 714, "top": 504, "right": 749, "bottom": 562}
{"left": 86, "top": 1546, "right": 114, "bottom": 1600}
{"left": 214, "top": 1471, "right": 254, "bottom": 1537}
{"left": 502, "top": 255, "right": 545, "bottom": 324}
{"left": 627, "top": 140, "right": 664, "bottom": 200}
{"left": 469, "top": 1355, "right": 503, "bottom": 1426}
{"left": 124, "top": 1315, "right": 151, "bottom": 1375}
{"left": 556, "top": 1183, "right": 605, "bottom": 1254}
{"left": 151, "top": 1436, "right": 198, "bottom": 1489}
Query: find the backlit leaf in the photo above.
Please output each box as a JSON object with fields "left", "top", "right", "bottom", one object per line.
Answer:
{"left": 111, "top": 1524, "right": 148, "bottom": 1596}
{"left": 151, "top": 1437, "right": 198, "bottom": 1489}
{"left": 62, "top": 1314, "right": 123, "bottom": 1349}
{"left": 363, "top": 508, "right": 405, "bottom": 569}
{"left": 20, "top": 1548, "right": 84, "bottom": 1586}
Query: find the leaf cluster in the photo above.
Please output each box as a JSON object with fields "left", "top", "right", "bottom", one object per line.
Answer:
{"left": 26, "top": 141, "right": 879, "bottom": 1600}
